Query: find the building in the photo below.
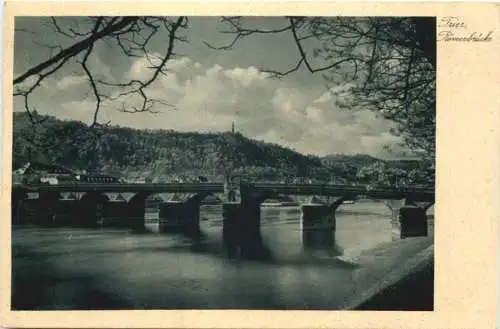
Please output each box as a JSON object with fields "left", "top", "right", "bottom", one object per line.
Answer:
{"left": 17, "top": 161, "right": 74, "bottom": 176}
{"left": 18, "top": 162, "right": 76, "bottom": 185}
{"left": 77, "top": 173, "right": 120, "bottom": 183}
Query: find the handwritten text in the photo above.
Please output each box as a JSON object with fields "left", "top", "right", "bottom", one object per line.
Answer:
{"left": 438, "top": 16, "right": 492, "bottom": 42}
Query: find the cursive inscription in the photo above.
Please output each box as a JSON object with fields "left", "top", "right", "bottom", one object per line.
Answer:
{"left": 439, "top": 31, "right": 493, "bottom": 42}
{"left": 439, "top": 16, "right": 467, "bottom": 29}
{"left": 438, "top": 16, "right": 492, "bottom": 42}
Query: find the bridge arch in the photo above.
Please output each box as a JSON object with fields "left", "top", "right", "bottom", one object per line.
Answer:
{"left": 235, "top": 183, "right": 363, "bottom": 260}
{"left": 128, "top": 192, "right": 152, "bottom": 213}
{"left": 79, "top": 192, "right": 110, "bottom": 204}
{"left": 128, "top": 191, "right": 219, "bottom": 237}
{"left": 128, "top": 191, "right": 220, "bottom": 214}
{"left": 351, "top": 197, "right": 434, "bottom": 241}
{"left": 76, "top": 193, "right": 109, "bottom": 226}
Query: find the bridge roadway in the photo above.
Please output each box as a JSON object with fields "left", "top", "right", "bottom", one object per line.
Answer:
{"left": 12, "top": 182, "right": 435, "bottom": 202}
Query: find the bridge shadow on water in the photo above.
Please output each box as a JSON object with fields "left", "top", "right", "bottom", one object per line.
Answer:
{"left": 12, "top": 228, "right": 355, "bottom": 311}
{"left": 12, "top": 227, "right": 431, "bottom": 310}
{"left": 11, "top": 200, "right": 433, "bottom": 311}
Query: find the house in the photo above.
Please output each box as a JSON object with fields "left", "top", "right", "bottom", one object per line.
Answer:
{"left": 18, "top": 162, "right": 76, "bottom": 185}
{"left": 18, "top": 161, "right": 74, "bottom": 176}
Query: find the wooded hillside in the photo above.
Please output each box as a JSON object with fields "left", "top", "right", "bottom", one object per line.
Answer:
{"left": 13, "top": 112, "right": 433, "bottom": 185}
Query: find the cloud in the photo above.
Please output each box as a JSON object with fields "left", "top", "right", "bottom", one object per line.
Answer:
{"left": 14, "top": 54, "right": 406, "bottom": 158}
{"left": 166, "top": 57, "right": 192, "bottom": 71}
{"left": 224, "top": 66, "right": 270, "bottom": 87}
{"left": 313, "top": 83, "right": 355, "bottom": 104}
{"left": 57, "top": 75, "right": 87, "bottom": 89}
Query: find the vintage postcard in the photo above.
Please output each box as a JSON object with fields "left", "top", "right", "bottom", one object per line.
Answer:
{"left": 0, "top": 1, "right": 498, "bottom": 328}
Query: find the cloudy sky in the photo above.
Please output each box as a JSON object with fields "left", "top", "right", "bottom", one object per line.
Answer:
{"left": 14, "top": 17, "right": 409, "bottom": 158}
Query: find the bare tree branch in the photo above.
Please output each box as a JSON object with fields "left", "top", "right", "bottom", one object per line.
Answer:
{"left": 209, "top": 16, "right": 435, "bottom": 157}
{"left": 100, "top": 16, "right": 186, "bottom": 114}
{"left": 204, "top": 16, "right": 293, "bottom": 50}
{"left": 80, "top": 18, "right": 104, "bottom": 126}
{"left": 15, "top": 16, "right": 189, "bottom": 129}
{"left": 14, "top": 16, "right": 139, "bottom": 85}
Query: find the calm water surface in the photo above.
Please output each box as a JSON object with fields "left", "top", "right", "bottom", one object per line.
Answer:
{"left": 12, "top": 200, "right": 434, "bottom": 310}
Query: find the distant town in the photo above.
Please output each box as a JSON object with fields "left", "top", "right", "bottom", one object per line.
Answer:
{"left": 12, "top": 160, "right": 354, "bottom": 190}
{"left": 13, "top": 161, "right": 178, "bottom": 185}
{"left": 13, "top": 160, "right": 430, "bottom": 189}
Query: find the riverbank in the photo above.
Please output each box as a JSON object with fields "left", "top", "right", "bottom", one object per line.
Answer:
{"left": 342, "top": 237, "right": 434, "bottom": 310}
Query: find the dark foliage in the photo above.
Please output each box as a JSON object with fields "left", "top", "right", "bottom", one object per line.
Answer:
{"left": 13, "top": 112, "right": 431, "bottom": 185}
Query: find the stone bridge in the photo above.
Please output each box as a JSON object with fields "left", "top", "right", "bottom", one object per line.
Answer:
{"left": 12, "top": 181, "right": 435, "bottom": 260}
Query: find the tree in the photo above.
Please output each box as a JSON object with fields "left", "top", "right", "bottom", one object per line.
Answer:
{"left": 14, "top": 16, "right": 436, "bottom": 168}
{"left": 15, "top": 16, "right": 188, "bottom": 126}
{"left": 355, "top": 160, "right": 433, "bottom": 187}
{"left": 206, "top": 17, "right": 435, "bottom": 161}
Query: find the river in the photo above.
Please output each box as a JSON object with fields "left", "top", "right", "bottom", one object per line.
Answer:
{"left": 11, "top": 200, "right": 434, "bottom": 310}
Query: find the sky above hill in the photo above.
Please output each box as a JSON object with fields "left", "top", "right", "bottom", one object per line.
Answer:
{"left": 13, "top": 17, "right": 410, "bottom": 159}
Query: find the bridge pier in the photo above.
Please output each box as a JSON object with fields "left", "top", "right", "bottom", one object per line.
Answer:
{"left": 145, "top": 199, "right": 203, "bottom": 239}
{"left": 300, "top": 204, "right": 335, "bottom": 252}
{"left": 387, "top": 200, "right": 430, "bottom": 240}
{"left": 181, "top": 199, "right": 203, "bottom": 239}
{"left": 145, "top": 201, "right": 182, "bottom": 234}
{"left": 300, "top": 196, "right": 347, "bottom": 255}
{"left": 397, "top": 206, "right": 429, "bottom": 239}
{"left": 240, "top": 199, "right": 270, "bottom": 260}
{"left": 236, "top": 183, "right": 271, "bottom": 261}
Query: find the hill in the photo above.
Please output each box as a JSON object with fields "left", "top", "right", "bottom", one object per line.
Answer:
{"left": 12, "top": 112, "right": 432, "bottom": 185}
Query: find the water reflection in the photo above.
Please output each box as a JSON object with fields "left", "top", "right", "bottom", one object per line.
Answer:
{"left": 12, "top": 200, "right": 433, "bottom": 310}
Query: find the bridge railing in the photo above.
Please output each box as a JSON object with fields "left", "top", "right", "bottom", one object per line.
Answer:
{"left": 11, "top": 182, "right": 434, "bottom": 202}
{"left": 11, "top": 182, "right": 226, "bottom": 193}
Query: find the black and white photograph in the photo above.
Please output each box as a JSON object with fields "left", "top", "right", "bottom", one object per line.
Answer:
{"left": 11, "top": 14, "right": 437, "bottom": 311}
